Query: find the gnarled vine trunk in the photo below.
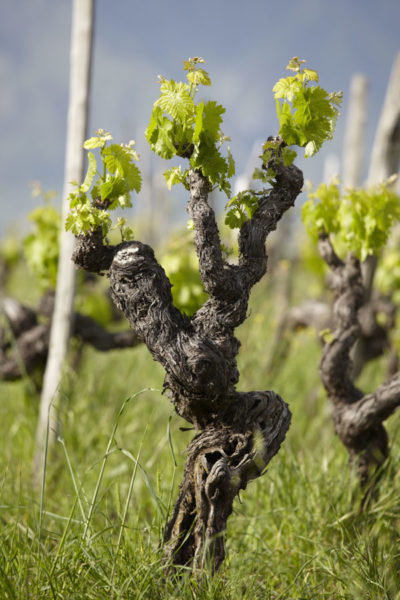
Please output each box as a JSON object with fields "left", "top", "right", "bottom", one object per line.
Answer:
{"left": 72, "top": 160, "right": 303, "bottom": 570}
{"left": 318, "top": 234, "right": 400, "bottom": 492}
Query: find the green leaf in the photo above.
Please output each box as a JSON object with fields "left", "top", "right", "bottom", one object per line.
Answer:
{"left": 286, "top": 57, "right": 306, "bottom": 72}
{"left": 275, "top": 101, "right": 302, "bottom": 146}
{"left": 224, "top": 191, "right": 259, "bottom": 229}
{"left": 65, "top": 212, "right": 78, "bottom": 235}
{"left": 90, "top": 184, "right": 100, "bottom": 201}
{"left": 225, "top": 208, "right": 246, "bottom": 230}
{"left": 273, "top": 60, "right": 342, "bottom": 157}
{"left": 65, "top": 131, "right": 141, "bottom": 241}
{"left": 329, "top": 91, "right": 344, "bottom": 107}
{"left": 112, "top": 217, "right": 134, "bottom": 241}
{"left": 295, "top": 86, "right": 338, "bottom": 154}
{"left": 304, "top": 141, "right": 318, "bottom": 158}
{"left": 146, "top": 60, "right": 231, "bottom": 196}
{"left": 193, "top": 101, "right": 204, "bottom": 143}
{"left": 156, "top": 80, "right": 195, "bottom": 122}
{"left": 252, "top": 164, "right": 275, "bottom": 185}
{"left": 100, "top": 177, "right": 127, "bottom": 202}
{"left": 273, "top": 76, "right": 301, "bottom": 101}
{"left": 261, "top": 139, "right": 281, "bottom": 164}
{"left": 163, "top": 166, "right": 186, "bottom": 190}
{"left": 187, "top": 68, "right": 211, "bottom": 87}
{"left": 145, "top": 105, "right": 162, "bottom": 145}
{"left": 117, "top": 193, "right": 132, "bottom": 209}
{"left": 304, "top": 68, "right": 319, "bottom": 82}
{"left": 183, "top": 56, "right": 205, "bottom": 71}
{"left": 23, "top": 204, "right": 61, "bottom": 289}
{"left": 227, "top": 148, "right": 235, "bottom": 178}
{"left": 69, "top": 190, "right": 87, "bottom": 209}
{"left": 102, "top": 144, "right": 142, "bottom": 193}
{"left": 83, "top": 130, "right": 113, "bottom": 149}
{"left": 301, "top": 181, "right": 341, "bottom": 241}
{"left": 124, "top": 162, "right": 142, "bottom": 193}
{"left": 281, "top": 147, "right": 297, "bottom": 166}
{"left": 146, "top": 107, "right": 177, "bottom": 159}
{"left": 191, "top": 139, "right": 228, "bottom": 188}
{"left": 80, "top": 152, "right": 97, "bottom": 192}
{"left": 302, "top": 179, "right": 400, "bottom": 260}
{"left": 201, "top": 101, "right": 225, "bottom": 141}
{"left": 252, "top": 167, "right": 267, "bottom": 182}
{"left": 338, "top": 184, "right": 400, "bottom": 259}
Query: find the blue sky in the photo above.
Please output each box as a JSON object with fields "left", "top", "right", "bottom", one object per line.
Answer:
{"left": 1, "top": 0, "right": 400, "bottom": 236}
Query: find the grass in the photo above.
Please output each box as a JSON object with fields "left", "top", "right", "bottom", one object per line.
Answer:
{"left": 1, "top": 269, "right": 400, "bottom": 598}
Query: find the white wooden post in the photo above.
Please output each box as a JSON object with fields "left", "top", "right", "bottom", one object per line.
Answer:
{"left": 342, "top": 74, "right": 368, "bottom": 189}
{"left": 33, "top": 0, "right": 95, "bottom": 481}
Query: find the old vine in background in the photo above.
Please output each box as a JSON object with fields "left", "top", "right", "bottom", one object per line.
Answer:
{"left": 303, "top": 177, "right": 400, "bottom": 494}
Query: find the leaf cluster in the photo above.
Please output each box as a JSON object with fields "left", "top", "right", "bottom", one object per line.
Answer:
{"left": 225, "top": 58, "right": 342, "bottom": 231}
{"left": 302, "top": 178, "right": 400, "bottom": 261}
{"left": 0, "top": 236, "right": 21, "bottom": 270}
{"left": 375, "top": 244, "right": 400, "bottom": 306}
{"left": 146, "top": 58, "right": 235, "bottom": 196}
{"left": 225, "top": 192, "right": 260, "bottom": 229}
{"left": 23, "top": 203, "right": 61, "bottom": 290}
{"left": 273, "top": 57, "right": 342, "bottom": 157}
{"left": 302, "top": 179, "right": 341, "bottom": 241}
{"left": 23, "top": 193, "right": 115, "bottom": 324}
{"left": 64, "top": 58, "right": 340, "bottom": 240}
{"left": 224, "top": 138, "right": 293, "bottom": 230}
{"left": 65, "top": 130, "right": 141, "bottom": 239}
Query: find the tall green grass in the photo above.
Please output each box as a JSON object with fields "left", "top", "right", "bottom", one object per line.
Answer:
{"left": 1, "top": 273, "right": 400, "bottom": 599}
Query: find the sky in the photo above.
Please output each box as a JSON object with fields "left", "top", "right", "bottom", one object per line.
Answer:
{"left": 1, "top": 0, "right": 400, "bottom": 237}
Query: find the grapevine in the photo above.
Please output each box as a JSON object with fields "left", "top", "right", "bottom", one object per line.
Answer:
{"left": 65, "top": 130, "right": 141, "bottom": 239}
{"left": 302, "top": 175, "right": 400, "bottom": 261}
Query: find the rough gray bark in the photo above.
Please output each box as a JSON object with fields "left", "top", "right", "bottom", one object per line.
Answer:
{"left": 317, "top": 234, "right": 400, "bottom": 489}
{"left": 72, "top": 156, "right": 303, "bottom": 570}
{"left": 353, "top": 296, "right": 397, "bottom": 378}
{"left": 267, "top": 288, "right": 396, "bottom": 386}
{"left": 287, "top": 295, "right": 396, "bottom": 377}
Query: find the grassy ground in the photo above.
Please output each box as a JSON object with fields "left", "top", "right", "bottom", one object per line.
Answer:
{"left": 1, "top": 266, "right": 400, "bottom": 599}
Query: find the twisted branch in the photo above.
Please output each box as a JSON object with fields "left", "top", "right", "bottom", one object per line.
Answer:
{"left": 317, "top": 234, "right": 400, "bottom": 487}
{"left": 72, "top": 159, "right": 304, "bottom": 569}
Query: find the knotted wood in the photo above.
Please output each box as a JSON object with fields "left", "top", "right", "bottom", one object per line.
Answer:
{"left": 318, "top": 234, "right": 400, "bottom": 489}
{"left": 72, "top": 157, "right": 303, "bottom": 570}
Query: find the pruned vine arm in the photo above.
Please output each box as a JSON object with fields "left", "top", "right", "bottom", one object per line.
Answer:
{"left": 317, "top": 234, "right": 364, "bottom": 403}
{"left": 73, "top": 313, "right": 141, "bottom": 351}
{"left": 187, "top": 170, "right": 238, "bottom": 301}
{"left": 317, "top": 233, "right": 344, "bottom": 270}
{"left": 72, "top": 229, "right": 117, "bottom": 274}
{"left": 346, "top": 373, "right": 400, "bottom": 433}
{"left": 238, "top": 162, "right": 303, "bottom": 289}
